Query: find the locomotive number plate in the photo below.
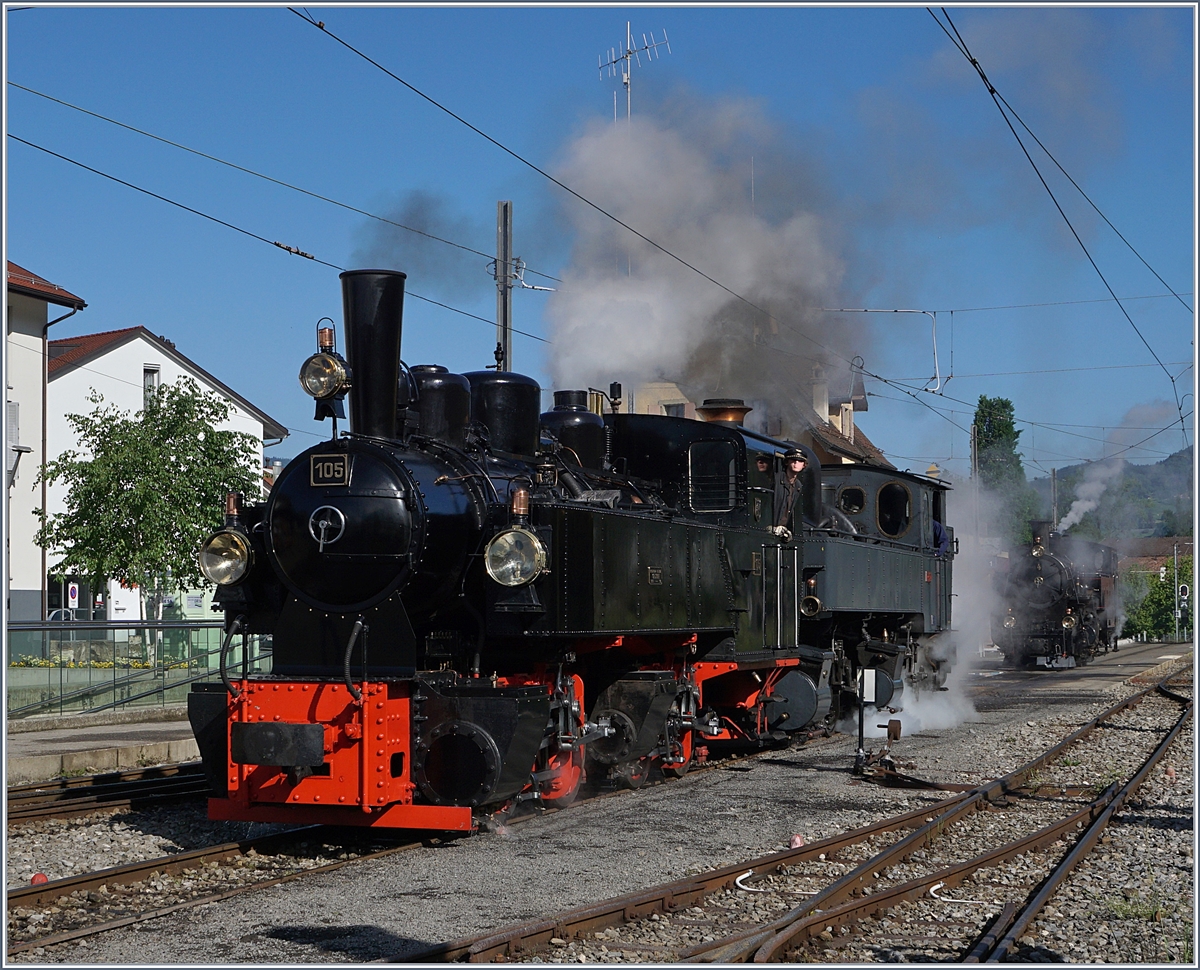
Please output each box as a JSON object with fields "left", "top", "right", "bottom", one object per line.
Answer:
{"left": 310, "top": 453, "right": 350, "bottom": 487}
{"left": 647, "top": 567, "right": 663, "bottom": 586}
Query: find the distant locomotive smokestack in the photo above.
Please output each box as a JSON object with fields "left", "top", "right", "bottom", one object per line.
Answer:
{"left": 340, "top": 269, "right": 407, "bottom": 439}
{"left": 696, "top": 398, "right": 752, "bottom": 426}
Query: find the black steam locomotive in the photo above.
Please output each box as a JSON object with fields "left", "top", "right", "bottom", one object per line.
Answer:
{"left": 188, "top": 269, "right": 956, "bottom": 832}
{"left": 992, "top": 520, "right": 1119, "bottom": 669}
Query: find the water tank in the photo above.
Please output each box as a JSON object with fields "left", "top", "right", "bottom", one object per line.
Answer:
{"left": 541, "top": 389, "right": 605, "bottom": 469}
{"left": 462, "top": 371, "right": 542, "bottom": 457}
{"left": 411, "top": 365, "right": 470, "bottom": 449}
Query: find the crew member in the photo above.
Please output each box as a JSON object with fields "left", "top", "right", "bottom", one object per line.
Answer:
{"left": 773, "top": 448, "right": 807, "bottom": 539}
{"left": 933, "top": 519, "right": 950, "bottom": 557}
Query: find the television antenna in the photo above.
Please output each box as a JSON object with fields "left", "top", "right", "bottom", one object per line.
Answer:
{"left": 598, "top": 21, "right": 671, "bottom": 123}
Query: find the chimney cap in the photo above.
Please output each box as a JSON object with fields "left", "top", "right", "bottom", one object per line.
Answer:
{"left": 696, "top": 399, "right": 752, "bottom": 425}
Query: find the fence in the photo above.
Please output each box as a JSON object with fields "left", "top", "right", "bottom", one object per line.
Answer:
{"left": 6, "top": 620, "right": 272, "bottom": 718}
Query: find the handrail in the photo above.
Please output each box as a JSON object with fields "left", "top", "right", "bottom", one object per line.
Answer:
{"left": 9, "top": 620, "right": 224, "bottom": 630}
{"left": 7, "top": 626, "right": 271, "bottom": 718}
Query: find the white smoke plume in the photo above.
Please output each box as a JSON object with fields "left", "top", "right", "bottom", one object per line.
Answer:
{"left": 545, "top": 97, "right": 865, "bottom": 411}
{"left": 1057, "top": 458, "right": 1124, "bottom": 532}
{"left": 858, "top": 538, "right": 989, "bottom": 741}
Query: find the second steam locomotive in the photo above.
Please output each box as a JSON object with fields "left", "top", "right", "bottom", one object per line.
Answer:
{"left": 189, "top": 269, "right": 956, "bottom": 831}
{"left": 992, "top": 520, "right": 1119, "bottom": 669}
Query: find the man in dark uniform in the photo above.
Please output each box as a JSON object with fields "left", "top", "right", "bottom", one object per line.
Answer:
{"left": 772, "top": 448, "right": 806, "bottom": 540}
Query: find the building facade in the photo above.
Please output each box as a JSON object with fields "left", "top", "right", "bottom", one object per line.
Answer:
{"left": 38, "top": 325, "right": 287, "bottom": 621}
{"left": 6, "top": 262, "right": 87, "bottom": 621}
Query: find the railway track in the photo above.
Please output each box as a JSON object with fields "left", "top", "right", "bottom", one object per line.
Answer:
{"left": 8, "top": 664, "right": 1186, "bottom": 962}
{"left": 404, "top": 664, "right": 1193, "bottom": 963}
{"left": 5, "top": 728, "right": 837, "bottom": 958}
{"left": 4, "top": 826, "right": 434, "bottom": 956}
{"left": 6, "top": 763, "right": 210, "bottom": 823}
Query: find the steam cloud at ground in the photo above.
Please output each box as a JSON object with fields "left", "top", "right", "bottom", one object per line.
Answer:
{"left": 852, "top": 538, "right": 992, "bottom": 741}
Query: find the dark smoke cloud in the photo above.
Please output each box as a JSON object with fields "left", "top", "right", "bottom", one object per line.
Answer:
{"left": 545, "top": 93, "right": 868, "bottom": 407}
{"left": 350, "top": 190, "right": 489, "bottom": 301}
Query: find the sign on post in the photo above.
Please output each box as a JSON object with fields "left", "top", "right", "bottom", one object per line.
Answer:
{"left": 67, "top": 582, "right": 79, "bottom": 610}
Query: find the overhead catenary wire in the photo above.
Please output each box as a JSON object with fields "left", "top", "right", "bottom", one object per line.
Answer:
{"left": 931, "top": 293, "right": 1194, "bottom": 314}
{"left": 17, "top": 17, "right": 1186, "bottom": 464}
{"left": 286, "top": 8, "right": 814, "bottom": 349}
{"left": 7, "top": 81, "right": 562, "bottom": 285}
{"left": 7, "top": 133, "right": 551, "bottom": 345}
{"left": 867, "top": 388, "right": 1190, "bottom": 463}
{"left": 890, "top": 360, "right": 1193, "bottom": 381}
{"left": 928, "top": 7, "right": 1191, "bottom": 452}
{"left": 273, "top": 8, "right": 1198, "bottom": 467}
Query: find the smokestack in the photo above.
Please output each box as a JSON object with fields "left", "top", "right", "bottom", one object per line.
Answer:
{"left": 340, "top": 269, "right": 407, "bottom": 439}
{"left": 811, "top": 364, "right": 829, "bottom": 425}
{"left": 696, "top": 398, "right": 752, "bottom": 425}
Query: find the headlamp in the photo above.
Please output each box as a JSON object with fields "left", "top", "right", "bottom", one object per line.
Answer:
{"left": 199, "top": 531, "right": 253, "bottom": 586}
{"left": 1031, "top": 544, "right": 1045, "bottom": 558}
{"left": 1003, "top": 615, "right": 1017, "bottom": 629}
{"left": 484, "top": 528, "right": 547, "bottom": 587}
{"left": 299, "top": 353, "right": 349, "bottom": 399}
{"left": 1061, "top": 614, "right": 1078, "bottom": 630}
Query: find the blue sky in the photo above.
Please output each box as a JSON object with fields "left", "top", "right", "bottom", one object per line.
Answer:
{"left": 4, "top": 4, "right": 1195, "bottom": 483}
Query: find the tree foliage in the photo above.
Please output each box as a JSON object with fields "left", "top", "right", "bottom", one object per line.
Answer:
{"left": 975, "top": 395, "right": 1024, "bottom": 491}
{"left": 35, "top": 378, "right": 261, "bottom": 595}
{"left": 1121, "top": 555, "right": 1193, "bottom": 640}
{"left": 973, "top": 395, "right": 1039, "bottom": 544}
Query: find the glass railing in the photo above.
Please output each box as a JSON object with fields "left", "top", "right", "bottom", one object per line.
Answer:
{"left": 6, "top": 621, "right": 272, "bottom": 718}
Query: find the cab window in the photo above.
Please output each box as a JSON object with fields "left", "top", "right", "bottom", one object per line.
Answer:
{"left": 877, "top": 482, "right": 911, "bottom": 538}
{"left": 688, "top": 441, "right": 739, "bottom": 512}
{"left": 838, "top": 486, "right": 866, "bottom": 515}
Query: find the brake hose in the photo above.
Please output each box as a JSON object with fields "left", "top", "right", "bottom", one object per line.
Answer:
{"left": 219, "top": 615, "right": 247, "bottom": 698}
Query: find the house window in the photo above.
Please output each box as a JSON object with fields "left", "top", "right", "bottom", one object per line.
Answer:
{"left": 143, "top": 366, "right": 160, "bottom": 409}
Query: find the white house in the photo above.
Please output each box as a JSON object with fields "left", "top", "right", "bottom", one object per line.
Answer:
{"left": 6, "top": 262, "right": 87, "bottom": 622}
{"left": 44, "top": 325, "right": 287, "bottom": 619}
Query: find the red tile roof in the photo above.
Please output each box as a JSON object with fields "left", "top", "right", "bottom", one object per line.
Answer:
{"left": 47, "top": 327, "right": 142, "bottom": 376}
{"left": 47, "top": 326, "right": 287, "bottom": 441}
{"left": 7, "top": 261, "right": 87, "bottom": 310}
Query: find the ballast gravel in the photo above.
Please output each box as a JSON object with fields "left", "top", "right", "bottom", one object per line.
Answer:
{"left": 6, "top": 648, "right": 1192, "bottom": 964}
{"left": 5, "top": 804, "right": 285, "bottom": 887}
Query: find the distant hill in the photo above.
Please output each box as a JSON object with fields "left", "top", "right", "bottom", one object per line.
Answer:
{"left": 1030, "top": 446, "right": 1193, "bottom": 540}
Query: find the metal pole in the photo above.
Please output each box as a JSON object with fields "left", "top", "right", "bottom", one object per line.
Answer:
{"left": 1174, "top": 541, "right": 1179, "bottom": 642}
{"left": 495, "top": 201, "right": 514, "bottom": 371}
{"left": 854, "top": 669, "right": 866, "bottom": 776}
{"left": 1051, "top": 467, "right": 1057, "bottom": 532}
{"left": 625, "top": 21, "right": 632, "bottom": 122}
{"left": 970, "top": 423, "right": 979, "bottom": 546}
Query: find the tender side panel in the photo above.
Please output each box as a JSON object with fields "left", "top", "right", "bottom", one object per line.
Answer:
{"left": 814, "top": 536, "right": 937, "bottom": 620}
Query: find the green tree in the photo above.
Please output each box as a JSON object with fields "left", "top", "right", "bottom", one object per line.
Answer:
{"left": 36, "top": 378, "right": 261, "bottom": 648}
{"left": 973, "top": 395, "right": 1040, "bottom": 544}
{"left": 1122, "top": 555, "right": 1193, "bottom": 640}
